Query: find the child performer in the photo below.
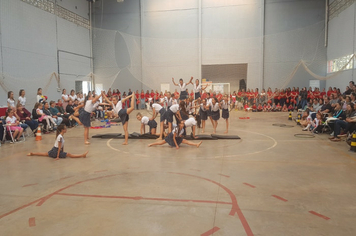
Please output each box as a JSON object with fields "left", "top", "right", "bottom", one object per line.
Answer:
{"left": 221, "top": 95, "right": 230, "bottom": 134}
{"left": 172, "top": 77, "right": 193, "bottom": 101}
{"left": 166, "top": 103, "right": 182, "bottom": 133}
{"left": 183, "top": 117, "right": 197, "bottom": 138}
{"left": 102, "top": 92, "right": 135, "bottom": 145}
{"left": 136, "top": 112, "right": 157, "bottom": 135}
{"left": 148, "top": 122, "right": 202, "bottom": 149}
{"left": 211, "top": 97, "right": 220, "bottom": 134}
{"left": 71, "top": 91, "right": 104, "bottom": 145}
{"left": 193, "top": 79, "right": 208, "bottom": 100}
{"left": 27, "top": 124, "right": 88, "bottom": 160}
{"left": 199, "top": 99, "right": 208, "bottom": 133}
{"left": 151, "top": 102, "right": 166, "bottom": 140}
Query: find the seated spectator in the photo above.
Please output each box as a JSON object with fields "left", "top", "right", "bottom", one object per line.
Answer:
{"left": 36, "top": 103, "right": 57, "bottom": 131}
{"left": 10, "top": 106, "right": 28, "bottom": 131}
{"left": 330, "top": 103, "right": 356, "bottom": 141}
{"left": 320, "top": 97, "right": 333, "bottom": 116}
{"left": 43, "top": 102, "right": 62, "bottom": 126}
{"left": 310, "top": 113, "right": 323, "bottom": 134}
{"left": 66, "top": 100, "right": 75, "bottom": 115}
{"left": 251, "top": 103, "right": 257, "bottom": 112}
{"left": 257, "top": 103, "right": 263, "bottom": 112}
{"left": 16, "top": 103, "right": 38, "bottom": 132}
{"left": 310, "top": 98, "right": 321, "bottom": 112}
{"left": 325, "top": 102, "right": 346, "bottom": 133}
{"left": 5, "top": 108, "right": 23, "bottom": 142}
{"left": 276, "top": 103, "right": 282, "bottom": 111}
{"left": 56, "top": 99, "right": 67, "bottom": 115}
{"left": 49, "top": 101, "right": 73, "bottom": 127}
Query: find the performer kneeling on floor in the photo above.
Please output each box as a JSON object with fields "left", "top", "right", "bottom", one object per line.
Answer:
{"left": 136, "top": 112, "right": 158, "bottom": 135}
{"left": 148, "top": 122, "right": 202, "bottom": 149}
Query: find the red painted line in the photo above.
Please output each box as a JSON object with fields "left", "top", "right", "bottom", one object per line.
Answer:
{"left": 201, "top": 226, "right": 220, "bottom": 236}
{"left": 0, "top": 198, "right": 44, "bottom": 220}
{"left": 56, "top": 193, "right": 232, "bottom": 205}
{"left": 243, "top": 183, "right": 256, "bottom": 188}
{"left": 22, "top": 183, "right": 38, "bottom": 188}
{"left": 94, "top": 170, "right": 108, "bottom": 173}
{"left": 29, "top": 217, "right": 36, "bottom": 227}
{"left": 170, "top": 172, "right": 254, "bottom": 236}
{"left": 190, "top": 169, "right": 201, "bottom": 172}
{"left": 218, "top": 174, "right": 230, "bottom": 178}
{"left": 60, "top": 176, "right": 73, "bottom": 180}
{"left": 271, "top": 195, "right": 288, "bottom": 202}
{"left": 309, "top": 211, "right": 330, "bottom": 220}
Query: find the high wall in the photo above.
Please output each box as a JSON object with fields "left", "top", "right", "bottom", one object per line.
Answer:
{"left": 93, "top": 0, "right": 327, "bottom": 93}
{"left": 0, "top": 0, "right": 91, "bottom": 109}
{"left": 326, "top": 2, "right": 356, "bottom": 89}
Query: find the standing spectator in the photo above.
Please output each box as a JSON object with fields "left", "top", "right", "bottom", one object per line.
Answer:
{"left": 7, "top": 91, "right": 15, "bottom": 108}
{"left": 62, "top": 89, "right": 70, "bottom": 110}
{"left": 36, "top": 88, "right": 47, "bottom": 103}
{"left": 18, "top": 89, "right": 26, "bottom": 107}
{"left": 69, "top": 90, "right": 77, "bottom": 101}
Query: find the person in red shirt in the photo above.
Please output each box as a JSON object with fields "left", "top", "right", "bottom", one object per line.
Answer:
{"left": 254, "top": 88, "right": 259, "bottom": 104}
{"left": 274, "top": 88, "right": 279, "bottom": 105}
{"left": 201, "top": 91, "right": 207, "bottom": 100}
{"left": 313, "top": 88, "right": 320, "bottom": 99}
{"left": 145, "top": 90, "right": 150, "bottom": 103}
{"left": 320, "top": 88, "right": 326, "bottom": 99}
{"left": 140, "top": 90, "right": 145, "bottom": 110}
{"left": 326, "top": 87, "right": 332, "bottom": 98}
{"left": 267, "top": 88, "right": 273, "bottom": 104}
{"left": 216, "top": 92, "right": 223, "bottom": 101}
{"left": 285, "top": 88, "right": 291, "bottom": 105}
{"left": 150, "top": 90, "right": 155, "bottom": 101}
{"left": 252, "top": 103, "right": 257, "bottom": 112}
{"left": 135, "top": 90, "right": 140, "bottom": 109}
{"left": 279, "top": 89, "right": 285, "bottom": 106}
{"left": 174, "top": 89, "right": 179, "bottom": 100}
{"left": 291, "top": 87, "right": 298, "bottom": 105}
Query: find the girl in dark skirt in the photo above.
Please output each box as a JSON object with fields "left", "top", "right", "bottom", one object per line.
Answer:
{"left": 102, "top": 92, "right": 135, "bottom": 145}
{"left": 221, "top": 95, "right": 230, "bottom": 134}
{"left": 148, "top": 123, "right": 202, "bottom": 149}
{"left": 211, "top": 97, "right": 220, "bottom": 134}
{"left": 172, "top": 77, "right": 193, "bottom": 101}
{"left": 136, "top": 112, "right": 157, "bottom": 135}
{"left": 71, "top": 91, "right": 104, "bottom": 145}
{"left": 193, "top": 79, "right": 208, "bottom": 100}
{"left": 27, "top": 124, "right": 88, "bottom": 160}
{"left": 199, "top": 99, "right": 208, "bottom": 133}
{"left": 166, "top": 103, "right": 182, "bottom": 133}
{"left": 151, "top": 102, "right": 166, "bottom": 140}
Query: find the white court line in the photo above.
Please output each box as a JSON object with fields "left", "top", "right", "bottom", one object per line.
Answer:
{"left": 215, "top": 129, "right": 278, "bottom": 158}
{"left": 106, "top": 138, "right": 148, "bottom": 157}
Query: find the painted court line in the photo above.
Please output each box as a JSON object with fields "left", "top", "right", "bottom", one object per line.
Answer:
{"left": 56, "top": 193, "right": 232, "bottom": 205}
{"left": 271, "top": 195, "right": 288, "bottom": 202}
{"left": 309, "top": 211, "right": 330, "bottom": 220}
{"left": 29, "top": 217, "right": 36, "bottom": 227}
{"left": 190, "top": 169, "right": 201, "bottom": 172}
{"left": 218, "top": 174, "right": 230, "bottom": 178}
{"left": 94, "top": 170, "right": 108, "bottom": 173}
{"left": 201, "top": 226, "right": 220, "bottom": 236}
{"left": 22, "top": 183, "right": 38, "bottom": 188}
{"left": 243, "top": 183, "right": 256, "bottom": 188}
{"left": 60, "top": 176, "right": 74, "bottom": 180}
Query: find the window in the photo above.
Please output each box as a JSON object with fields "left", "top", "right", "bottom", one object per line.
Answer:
{"left": 327, "top": 54, "right": 354, "bottom": 73}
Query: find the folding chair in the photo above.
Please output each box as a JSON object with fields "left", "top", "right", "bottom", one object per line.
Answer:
{"left": 4, "top": 124, "right": 25, "bottom": 143}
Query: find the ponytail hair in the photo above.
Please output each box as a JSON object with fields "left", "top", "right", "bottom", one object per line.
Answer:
{"left": 56, "top": 124, "right": 66, "bottom": 139}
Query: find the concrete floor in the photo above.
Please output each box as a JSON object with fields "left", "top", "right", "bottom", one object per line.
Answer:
{"left": 1, "top": 110, "right": 356, "bottom": 236}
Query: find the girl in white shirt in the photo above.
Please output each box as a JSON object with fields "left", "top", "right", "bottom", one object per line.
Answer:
{"left": 136, "top": 113, "right": 157, "bottom": 135}
{"left": 102, "top": 92, "right": 135, "bottom": 145}
{"left": 210, "top": 97, "right": 220, "bottom": 134}
{"left": 221, "top": 95, "right": 230, "bottom": 134}
{"left": 165, "top": 103, "right": 182, "bottom": 133}
{"left": 151, "top": 102, "right": 167, "bottom": 140}
{"left": 18, "top": 89, "right": 26, "bottom": 107}
{"left": 71, "top": 92, "right": 103, "bottom": 145}
{"left": 193, "top": 79, "right": 208, "bottom": 100}
{"left": 36, "top": 88, "right": 46, "bottom": 103}
{"left": 7, "top": 91, "right": 15, "bottom": 108}
{"left": 61, "top": 89, "right": 70, "bottom": 110}
{"left": 172, "top": 77, "right": 193, "bottom": 100}
{"left": 5, "top": 109, "right": 23, "bottom": 142}
{"left": 148, "top": 122, "right": 202, "bottom": 149}
{"left": 27, "top": 124, "right": 88, "bottom": 160}
{"left": 69, "top": 90, "right": 77, "bottom": 101}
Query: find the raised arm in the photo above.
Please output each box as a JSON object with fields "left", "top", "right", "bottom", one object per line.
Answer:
{"left": 186, "top": 77, "right": 194, "bottom": 85}
{"left": 92, "top": 92, "right": 103, "bottom": 104}
{"left": 172, "top": 78, "right": 178, "bottom": 86}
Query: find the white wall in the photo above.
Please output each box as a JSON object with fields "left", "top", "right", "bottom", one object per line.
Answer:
{"left": 93, "top": 0, "right": 327, "bottom": 93}
{"left": 327, "top": 2, "right": 356, "bottom": 89}
{"left": 0, "top": 0, "right": 91, "bottom": 109}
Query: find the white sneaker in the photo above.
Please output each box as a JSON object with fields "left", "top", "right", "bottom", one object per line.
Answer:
{"left": 330, "top": 132, "right": 334, "bottom": 136}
